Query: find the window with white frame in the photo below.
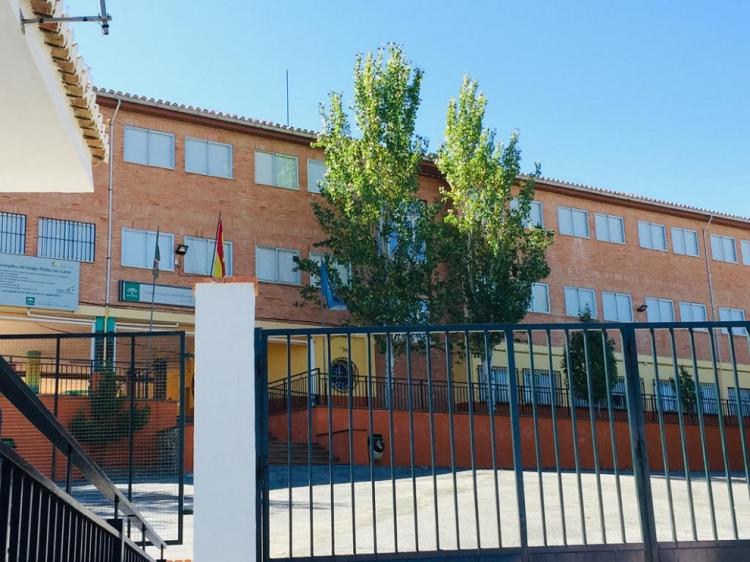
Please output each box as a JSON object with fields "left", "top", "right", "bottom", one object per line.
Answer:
{"left": 602, "top": 291, "right": 633, "bottom": 322}
{"left": 184, "top": 138, "right": 232, "bottom": 178}
{"left": 742, "top": 240, "right": 750, "bottom": 265}
{"left": 183, "top": 235, "right": 233, "bottom": 276}
{"left": 254, "top": 151, "right": 298, "bottom": 189}
{"left": 307, "top": 160, "right": 326, "bottom": 193}
{"left": 309, "top": 252, "right": 350, "bottom": 287}
{"left": 595, "top": 213, "right": 625, "bottom": 244}
{"left": 511, "top": 199, "right": 544, "bottom": 228}
{"left": 528, "top": 282, "right": 550, "bottom": 314}
{"left": 38, "top": 218, "right": 95, "bottom": 262}
{"left": 638, "top": 220, "right": 667, "bottom": 251}
{"left": 564, "top": 286, "right": 596, "bottom": 317}
{"left": 0, "top": 211, "right": 26, "bottom": 255}
{"left": 699, "top": 382, "right": 719, "bottom": 415}
{"left": 645, "top": 297, "right": 674, "bottom": 322}
{"left": 728, "top": 387, "right": 750, "bottom": 417}
{"left": 120, "top": 228, "right": 175, "bottom": 270}
{"left": 711, "top": 234, "right": 737, "bottom": 263}
{"left": 671, "top": 227, "right": 700, "bottom": 256}
{"left": 679, "top": 301, "right": 707, "bottom": 323}
{"left": 557, "top": 206, "right": 589, "bottom": 238}
{"left": 255, "top": 246, "right": 300, "bottom": 284}
{"left": 719, "top": 307, "right": 747, "bottom": 336}
{"left": 655, "top": 379, "right": 678, "bottom": 412}
{"left": 123, "top": 126, "right": 175, "bottom": 169}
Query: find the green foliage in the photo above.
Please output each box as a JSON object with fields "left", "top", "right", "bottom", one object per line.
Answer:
{"left": 561, "top": 310, "right": 618, "bottom": 404}
{"left": 70, "top": 366, "right": 150, "bottom": 444}
{"left": 436, "top": 77, "right": 553, "bottom": 326}
{"left": 297, "top": 45, "right": 447, "bottom": 326}
{"left": 675, "top": 365, "right": 697, "bottom": 413}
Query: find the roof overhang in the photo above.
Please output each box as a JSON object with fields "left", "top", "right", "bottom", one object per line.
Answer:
{"left": 0, "top": 0, "right": 108, "bottom": 193}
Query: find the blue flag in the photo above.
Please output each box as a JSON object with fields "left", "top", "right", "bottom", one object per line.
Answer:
{"left": 320, "top": 261, "right": 346, "bottom": 310}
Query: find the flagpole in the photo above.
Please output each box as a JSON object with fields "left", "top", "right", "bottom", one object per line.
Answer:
{"left": 211, "top": 211, "right": 222, "bottom": 278}
{"left": 148, "top": 227, "right": 160, "bottom": 334}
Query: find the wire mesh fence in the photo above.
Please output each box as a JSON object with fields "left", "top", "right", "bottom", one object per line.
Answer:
{"left": 0, "top": 331, "right": 186, "bottom": 544}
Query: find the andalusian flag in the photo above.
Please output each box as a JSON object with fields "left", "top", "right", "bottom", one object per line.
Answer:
{"left": 211, "top": 215, "right": 226, "bottom": 279}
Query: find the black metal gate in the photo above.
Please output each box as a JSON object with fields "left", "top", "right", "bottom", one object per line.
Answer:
{"left": 256, "top": 320, "right": 750, "bottom": 561}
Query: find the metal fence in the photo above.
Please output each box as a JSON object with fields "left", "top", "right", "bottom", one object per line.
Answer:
{"left": 257, "top": 320, "right": 750, "bottom": 561}
{"left": 0, "top": 331, "right": 186, "bottom": 545}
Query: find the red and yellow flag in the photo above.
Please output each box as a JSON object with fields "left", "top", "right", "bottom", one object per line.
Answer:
{"left": 211, "top": 216, "right": 226, "bottom": 279}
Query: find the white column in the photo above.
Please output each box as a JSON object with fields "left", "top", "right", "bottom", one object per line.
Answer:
{"left": 194, "top": 283, "right": 256, "bottom": 562}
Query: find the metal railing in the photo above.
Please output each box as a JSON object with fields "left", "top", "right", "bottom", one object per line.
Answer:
{"left": 0, "top": 354, "right": 167, "bottom": 560}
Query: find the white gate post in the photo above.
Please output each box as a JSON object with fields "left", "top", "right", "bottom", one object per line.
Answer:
{"left": 194, "top": 282, "right": 257, "bottom": 562}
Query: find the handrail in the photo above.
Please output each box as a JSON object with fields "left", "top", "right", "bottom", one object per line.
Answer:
{"left": 0, "top": 442, "right": 155, "bottom": 561}
{"left": 0, "top": 354, "right": 168, "bottom": 551}
{"left": 267, "top": 367, "right": 321, "bottom": 389}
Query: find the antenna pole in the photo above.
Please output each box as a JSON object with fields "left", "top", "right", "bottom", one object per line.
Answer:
{"left": 285, "top": 70, "right": 290, "bottom": 126}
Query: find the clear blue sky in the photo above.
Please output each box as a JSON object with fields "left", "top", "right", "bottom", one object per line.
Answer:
{"left": 68, "top": 0, "right": 749, "bottom": 216}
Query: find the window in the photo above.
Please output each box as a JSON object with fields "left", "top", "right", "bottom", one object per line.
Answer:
{"left": 478, "top": 366, "right": 510, "bottom": 404}
{"left": 564, "top": 287, "right": 596, "bottom": 317}
{"left": 511, "top": 199, "right": 544, "bottom": 228}
{"left": 638, "top": 221, "right": 667, "bottom": 251}
{"left": 522, "top": 369, "right": 557, "bottom": 405}
{"left": 595, "top": 214, "right": 625, "bottom": 244}
{"left": 528, "top": 283, "right": 550, "bottom": 314}
{"left": 254, "top": 151, "right": 298, "bottom": 189}
{"left": 655, "top": 379, "right": 678, "bottom": 412}
{"left": 719, "top": 307, "right": 747, "bottom": 336}
{"left": 679, "top": 301, "right": 707, "bottom": 323}
{"left": 558, "top": 206, "right": 589, "bottom": 238}
{"left": 255, "top": 246, "right": 300, "bottom": 284}
{"left": 728, "top": 387, "right": 750, "bottom": 417}
{"left": 309, "top": 252, "right": 350, "bottom": 287}
{"left": 711, "top": 234, "right": 737, "bottom": 263}
{"left": 645, "top": 297, "right": 674, "bottom": 322}
{"left": 38, "top": 218, "right": 95, "bottom": 262}
{"left": 699, "top": 382, "right": 719, "bottom": 415}
{"left": 0, "top": 211, "right": 26, "bottom": 255}
{"left": 602, "top": 291, "right": 633, "bottom": 322}
{"left": 307, "top": 160, "right": 326, "bottom": 193}
{"left": 742, "top": 240, "right": 750, "bottom": 265}
{"left": 184, "top": 138, "right": 232, "bottom": 178}
{"left": 671, "top": 227, "right": 700, "bottom": 256}
{"left": 123, "top": 126, "right": 174, "bottom": 169}
{"left": 183, "top": 236, "right": 233, "bottom": 276}
{"left": 121, "top": 228, "right": 174, "bottom": 270}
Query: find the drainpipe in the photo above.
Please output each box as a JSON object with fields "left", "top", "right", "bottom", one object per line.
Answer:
{"left": 104, "top": 99, "right": 122, "bottom": 321}
{"left": 702, "top": 215, "right": 723, "bottom": 372}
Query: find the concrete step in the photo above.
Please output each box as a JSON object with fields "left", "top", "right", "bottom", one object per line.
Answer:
{"left": 268, "top": 439, "right": 334, "bottom": 465}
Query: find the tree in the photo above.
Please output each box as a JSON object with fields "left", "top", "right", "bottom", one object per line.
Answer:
{"left": 436, "top": 77, "right": 553, "bottom": 327}
{"left": 561, "top": 310, "right": 618, "bottom": 404}
{"left": 675, "top": 365, "right": 697, "bottom": 413}
{"left": 296, "top": 45, "right": 447, "bottom": 327}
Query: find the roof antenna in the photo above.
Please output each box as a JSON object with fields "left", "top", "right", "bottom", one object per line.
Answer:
{"left": 285, "top": 69, "right": 290, "bottom": 127}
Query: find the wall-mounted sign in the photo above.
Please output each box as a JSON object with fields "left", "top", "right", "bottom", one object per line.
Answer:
{"left": 119, "top": 281, "right": 194, "bottom": 308}
{"left": 0, "top": 254, "right": 79, "bottom": 311}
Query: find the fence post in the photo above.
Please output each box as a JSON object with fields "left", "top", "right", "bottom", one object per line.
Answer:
{"left": 621, "top": 326, "right": 658, "bottom": 562}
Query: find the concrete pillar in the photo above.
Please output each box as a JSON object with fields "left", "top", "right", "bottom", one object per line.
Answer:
{"left": 194, "top": 283, "right": 256, "bottom": 562}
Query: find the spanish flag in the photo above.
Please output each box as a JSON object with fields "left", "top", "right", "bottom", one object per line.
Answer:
{"left": 211, "top": 215, "right": 226, "bottom": 279}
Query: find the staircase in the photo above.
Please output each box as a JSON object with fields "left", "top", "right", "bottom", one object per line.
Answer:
{"left": 268, "top": 438, "right": 334, "bottom": 464}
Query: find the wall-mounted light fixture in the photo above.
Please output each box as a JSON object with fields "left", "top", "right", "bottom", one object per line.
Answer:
{"left": 636, "top": 304, "right": 648, "bottom": 313}
{"left": 175, "top": 244, "right": 189, "bottom": 256}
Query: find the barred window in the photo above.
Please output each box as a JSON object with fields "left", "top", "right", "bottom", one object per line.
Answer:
{"left": 37, "top": 218, "right": 95, "bottom": 262}
{"left": 0, "top": 212, "right": 26, "bottom": 255}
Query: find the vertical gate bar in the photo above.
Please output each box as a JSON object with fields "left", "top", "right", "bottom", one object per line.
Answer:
{"left": 51, "top": 338, "right": 61, "bottom": 482}
{"left": 38, "top": 488, "right": 49, "bottom": 562}
{"left": 600, "top": 330, "right": 626, "bottom": 543}
{"left": 621, "top": 325, "right": 657, "bottom": 562}
{"left": 562, "top": 329, "right": 587, "bottom": 544}
{"left": 27, "top": 482, "right": 39, "bottom": 562}
{"left": 463, "top": 331, "right": 481, "bottom": 548}
{"left": 425, "top": 332, "right": 440, "bottom": 550}
{"left": 726, "top": 333, "right": 750, "bottom": 524}
{"left": 386, "top": 332, "right": 398, "bottom": 552}
{"left": 405, "top": 332, "right": 418, "bottom": 551}
{"left": 444, "top": 331, "right": 461, "bottom": 549}
{"left": 128, "top": 335, "right": 136, "bottom": 540}
{"left": 177, "top": 332, "right": 186, "bottom": 546}
{"left": 366, "top": 332, "right": 377, "bottom": 554}
{"left": 346, "top": 332, "right": 356, "bottom": 554}
{"left": 254, "top": 329, "right": 270, "bottom": 562}
{"left": 666, "top": 327, "right": 697, "bottom": 540}
{"left": 483, "top": 330, "right": 502, "bottom": 548}
{"left": 505, "top": 330, "right": 528, "bottom": 558}
{"left": 707, "top": 327, "right": 738, "bottom": 539}
{"left": 64, "top": 444, "right": 72, "bottom": 494}
{"left": 527, "top": 329, "right": 547, "bottom": 546}
{"left": 307, "top": 334, "right": 314, "bottom": 557}
{"left": 581, "top": 329, "right": 606, "bottom": 544}
{"left": 326, "top": 333, "right": 335, "bottom": 556}
{"left": 687, "top": 328, "right": 717, "bottom": 540}
{"left": 649, "top": 328, "right": 677, "bottom": 542}
{"left": 286, "top": 334, "right": 293, "bottom": 557}
{"left": 546, "top": 330, "right": 567, "bottom": 546}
